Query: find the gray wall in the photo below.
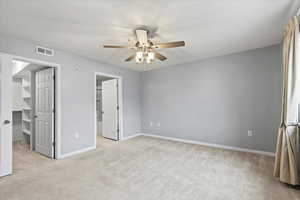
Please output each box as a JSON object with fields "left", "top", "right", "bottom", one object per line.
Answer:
{"left": 0, "top": 35, "right": 141, "bottom": 156}
{"left": 141, "top": 45, "right": 282, "bottom": 152}
{"left": 1, "top": 34, "right": 282, "bottom": 154}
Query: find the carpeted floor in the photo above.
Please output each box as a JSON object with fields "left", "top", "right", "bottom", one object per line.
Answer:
{"left": 1, "top": 136, "right": 299, "bottom": 200}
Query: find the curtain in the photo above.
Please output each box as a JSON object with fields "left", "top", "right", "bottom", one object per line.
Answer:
{"left": 274, "top": 17, "right": 300, "bottom": 185}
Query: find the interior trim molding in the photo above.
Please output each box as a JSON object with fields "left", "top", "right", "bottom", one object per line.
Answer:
{"left": 58, "top": 132, "right": 275, "bottom": 159}
{"left": 122, "top": 133, "right": 142, "bottom": 141}
{"left": 140, "top": 133, "right": 275, "bottom": 157}
{"left": 58, "top": 145, "right": 96, "bottom": 159}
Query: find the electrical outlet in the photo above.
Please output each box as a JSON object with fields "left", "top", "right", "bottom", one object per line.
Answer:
{"left": 75, "top": 132, "right": 79, "bottom": 139}
{"left": 247, "top": 130, "right": 253, "bottom": 137}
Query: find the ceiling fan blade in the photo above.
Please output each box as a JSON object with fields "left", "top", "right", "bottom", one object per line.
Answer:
{"left": 124, "top": 55, "right": 136, "bottom": 62}
{"left": 103, "top": 45, "right": 129, "bottom": 48}
{"left": 135, "top": 30, "right": 148, "bottom": 46}
{"left": 153, "top": 51, "right": 167, "bottom": 61}
{"left": 153, "top": 41, "right": 185, "bottom": 49}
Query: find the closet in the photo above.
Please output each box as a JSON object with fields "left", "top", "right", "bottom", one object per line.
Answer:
{"left": 12, "top": 60, "right": 56, "bottom": 158}
{"left": 12, "top": 71, "right": 33, "bottom": 147}
{"left": 96, "top": 75, "right": 119, "bottom": 142}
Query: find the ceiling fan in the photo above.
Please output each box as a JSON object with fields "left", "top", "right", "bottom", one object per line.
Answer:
{"left": 103, "top": 28, "right": 185, "bottom": 64}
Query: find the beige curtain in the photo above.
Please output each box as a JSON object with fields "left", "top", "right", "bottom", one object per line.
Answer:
{"left": 274, "top": 17, "right": 300, "bottom": 185}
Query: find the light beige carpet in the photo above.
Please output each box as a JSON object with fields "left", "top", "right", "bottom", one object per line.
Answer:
{"left": 1, "top": 136, "right": 299, "bottom": 200}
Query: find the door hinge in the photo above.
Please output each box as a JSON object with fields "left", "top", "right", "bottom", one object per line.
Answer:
{"left": 52, "top": 141, "right": 55, "bottom": 146}
{"left": 117, "top": 106, "right": 119, "bottom": 110}
{"left": 117, "top": 129, "right": 119, "bottom": 133}
{"left": 53, "top": 75, "right": 55, "bottom": 80}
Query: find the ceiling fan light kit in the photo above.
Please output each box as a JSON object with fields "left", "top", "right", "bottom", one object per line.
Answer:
{"left": 135, "top": 51, "right": 155, "bottom": 64}
{"left": 103, "top": 28, "right": 185, "bottom": 65}
{"left": 135, "top": 51, "right": 144, "bottom": 63}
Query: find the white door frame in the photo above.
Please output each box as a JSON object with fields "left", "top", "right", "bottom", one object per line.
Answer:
{"left": 94, "top": 72, "right": 123, "bottom": 146}
{"left": 0, "top": 52, "right": 62, "bottom": 159}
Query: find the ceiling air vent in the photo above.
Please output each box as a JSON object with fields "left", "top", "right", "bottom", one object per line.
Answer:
{"left": 35, "top": 46, "right": 54, "bottom": 56}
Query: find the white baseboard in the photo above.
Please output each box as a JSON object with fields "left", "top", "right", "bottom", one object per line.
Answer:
{"left": 140, "top": 133, "right": 275, "bottom": 157}
{"left": 58, "top": 145, "right": 96, "bottom": 159}
{"left": 122, "top": 133, "right": 142, "bottom": 141}
{"left": 57, "top": 134, "right": 275, "bottom": 159}
{"left": 59, "top": 133, "right": 142, "bottom": 159}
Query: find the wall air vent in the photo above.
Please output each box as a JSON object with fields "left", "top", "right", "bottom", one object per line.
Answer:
{"left": 35, "top": 46, "right": 54, "bottom": 56}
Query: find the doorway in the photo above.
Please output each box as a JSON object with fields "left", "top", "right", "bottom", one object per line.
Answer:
{"left": 0, "top": 53, "right": 61, "bottom": 177}
{"left": 95, "top": 72, "right": 123, "bottom": 147}
{"left": 11, "top": 60, "right": 56, "bottom": 171}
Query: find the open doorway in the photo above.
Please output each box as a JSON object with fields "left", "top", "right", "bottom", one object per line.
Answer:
{"left": 12, "top": 59, "right": 57, "bottom": 172}
{"left": 95, "top": 72, "right": 123, "bottom": 147}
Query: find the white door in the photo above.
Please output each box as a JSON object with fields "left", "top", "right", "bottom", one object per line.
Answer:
{"left": 35, "top": 68, "right": 54, "bottom": 158}
{"left": 102, "top": 79, "right": 119, "bottom": 140}
{"left": 0, "top": 53, "right": 13, "bottom": 177}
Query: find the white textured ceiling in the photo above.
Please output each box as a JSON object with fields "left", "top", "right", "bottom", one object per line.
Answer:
{"left": 0, "top": 0, "right": 299, "bottom": 71}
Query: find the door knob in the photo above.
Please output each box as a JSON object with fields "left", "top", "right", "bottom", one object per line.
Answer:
{"left": 3, "top": 120, "right": 10, "bottom": 124}
{"left": 34, "top": 115, "right": 38, "bottom": 118}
